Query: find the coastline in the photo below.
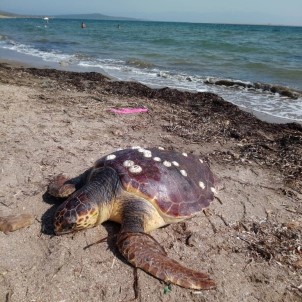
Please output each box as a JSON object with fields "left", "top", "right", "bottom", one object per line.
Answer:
{"left": 0, "top": 59, "right": 301, "bottom": 301}
{"left": 1, "top": 51, "right": 301, "bottom": 125}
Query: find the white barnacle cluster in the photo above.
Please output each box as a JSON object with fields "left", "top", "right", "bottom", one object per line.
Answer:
{"left": 199, "top": 181, "right": 205, "bottom": 189}
{"left": 180, "top": 169, "right": 187, "bottom": 177}
{"left": 123, "top": 160, "right": 135, "bottom": 167}
{"left": 143, "top": 150, "right": 152, "bottom": 158}
{"left": 211, "top": 187, "right": 217, "bottom": 195}
{"left": 163, "top": 160, "right": 172, "bottom": 167}
{"left": 172, "top": 161, "right": 179, "bottom": 167}
{"left": 123, "top": 159, "right": 142, "bottom": 174}
{"left": 129, "top": 165, "right": 143, "bottom": 174}
{"left": 105, "top": 154, "right": 116, "bottom": 161}
{"left": 135, "top": 147, "right": 153, "bottom": 158}
{"left": 120, "top": 146, "right": 145, "bottom": 174}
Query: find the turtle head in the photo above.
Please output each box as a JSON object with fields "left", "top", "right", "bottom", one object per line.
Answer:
{"left": 53, "top": 197, "right": 100, "bottom": 235}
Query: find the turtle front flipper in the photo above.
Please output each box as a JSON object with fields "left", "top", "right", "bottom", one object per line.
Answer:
{"left": 48, "top": 174, "right": 77, "bottom": 198}
{"left": 117, "top": 232, "right": 215, "bottom": 290}
{"left": 48, "top": 169, "right": 93, "bottom": 198}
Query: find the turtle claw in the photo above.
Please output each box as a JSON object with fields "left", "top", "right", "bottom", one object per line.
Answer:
{"left": 48, "top": 174, "right": 76, "bottom": 198}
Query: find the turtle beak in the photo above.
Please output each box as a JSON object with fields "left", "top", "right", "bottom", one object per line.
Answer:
{"left": 54, "top": 217, "right": 77, "bottom": 235}
{"left": 54, "top": 222, "right": 76, "bottom": 235}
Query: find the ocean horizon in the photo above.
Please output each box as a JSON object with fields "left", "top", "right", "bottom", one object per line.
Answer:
{"left": 0, "top": 18, "right": 302, "bottom": 123}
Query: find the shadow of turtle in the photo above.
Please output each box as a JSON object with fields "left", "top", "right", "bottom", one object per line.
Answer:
{"left": 40, "top": 191, "right": 65, "bottom": 235}
{"left": 83, "top": 220, "right": 128, "bottom": 264}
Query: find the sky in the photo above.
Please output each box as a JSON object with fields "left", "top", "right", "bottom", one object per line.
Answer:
{"left": 1, "top": 0, "right": 302, "bottom": 26}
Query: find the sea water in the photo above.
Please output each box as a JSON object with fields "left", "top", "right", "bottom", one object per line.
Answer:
{"left": 0, "top": 18, "right": 302, "bottom": 123}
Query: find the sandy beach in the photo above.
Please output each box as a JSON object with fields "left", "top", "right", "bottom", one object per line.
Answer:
{"left": 0, "top": 61, "right": 301, "bottom": 302}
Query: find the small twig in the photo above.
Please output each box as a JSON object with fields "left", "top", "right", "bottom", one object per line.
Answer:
{"left": 133, "top": 267, "right": 139, "bottom": 300}
{"left": 83, "top": 236, "right": 108, "bottom": 250}
{"left": 214, "top": 195, "right": 223, "bottom": 205}
{"left": 52, "top": 263, "right": 66, "bottom": 279}
{"left": 216, "top": 213, "right": 229, "bottom": 226}
{"left": 111, "top": 256, "right": 116, "bottom": 269}
{"left": 203, "top": 210, "right": 218, "bottom": 233}
{"left": 239, "top": 221, "right": 249, "bottom": 231}
{"left": 282, "top": 205, "right": 302, "bottom": 215}
{"left": 0, "top": 201, "right": 10, "bottom": 208}
{"left": 289, "top": 283, "right": 302, "bottom": 296}
{"left": 242, "top": 258, "right": 253, "bottom": 271}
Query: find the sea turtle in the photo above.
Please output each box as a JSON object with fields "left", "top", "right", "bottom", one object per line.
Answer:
{"left": 48, "top": 147, "right": 218, "bottom": 290}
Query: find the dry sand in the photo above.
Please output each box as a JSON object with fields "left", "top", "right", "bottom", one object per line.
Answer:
{"left": 0, "top": 62, "right": 301, "bottom": 302}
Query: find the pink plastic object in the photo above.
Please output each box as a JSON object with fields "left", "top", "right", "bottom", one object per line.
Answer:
{"left": 109, "top": 107, "right": 148, "bottom": 114}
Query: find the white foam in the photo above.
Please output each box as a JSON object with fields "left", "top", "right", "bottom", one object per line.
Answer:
{"left": 1, "top": 40, "right": 74, "bottom": 63}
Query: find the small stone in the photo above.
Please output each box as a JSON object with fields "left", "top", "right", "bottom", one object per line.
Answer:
{"left": 294, "top": 259, "right": 302, "bottom": 269}
{"left": 112, "top": 130, "right": 123, "bottom": 136}
{"left": 0, "top": 214, "right": 35, "bottom": 234}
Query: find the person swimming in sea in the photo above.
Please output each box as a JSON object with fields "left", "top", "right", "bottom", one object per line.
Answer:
{"left": 81, "top": 22, "right": 86, "bottom": 29}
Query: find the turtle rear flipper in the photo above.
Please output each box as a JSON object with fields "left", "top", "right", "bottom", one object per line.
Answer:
{"left": 117, "top": 232, "right": 215, "bottom": 290}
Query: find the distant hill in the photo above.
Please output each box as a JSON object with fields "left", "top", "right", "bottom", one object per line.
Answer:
{"left": 0, "top": 10, "right": 24, "bottom": 18}
{"left": 0, "top": 11, "right": 140, "bottom": 21}
{"left": 0, "top": 10, "right": 43, "bottom": 18}
{"left": 54, "top": 13, "right": 140, "bottom": 21}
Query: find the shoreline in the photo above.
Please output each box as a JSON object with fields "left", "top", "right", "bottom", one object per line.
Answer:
{"left": 1, "top": 57, "right": 302, "bottom": 131}
{"left": 0, "top": 49, "right": 115, "bottom": 78}
{"left": 1, "top": 54, "right": 301, "bottom": 125}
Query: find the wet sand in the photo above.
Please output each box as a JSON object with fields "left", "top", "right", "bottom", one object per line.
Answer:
{"left": 0, "top": 61, "right": 301, "bottom": 302}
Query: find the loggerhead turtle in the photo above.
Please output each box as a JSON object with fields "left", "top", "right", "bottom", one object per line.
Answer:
{"left": 48, "top": 147, "right": 218, "bottom": 290}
